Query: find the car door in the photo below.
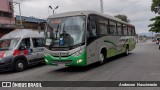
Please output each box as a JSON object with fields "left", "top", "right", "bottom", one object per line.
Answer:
{"left": 31, "top": 38, "right": 44, "bottom": 62}
{"left": 20, "top": 38, "right": 35, "bottom": 61}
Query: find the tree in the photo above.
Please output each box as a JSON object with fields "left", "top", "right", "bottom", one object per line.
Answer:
{"left": 151, "top": 0, "right": 160, "bottom": 14}
{"left": 114, "top": 14, "right": 130, "bottom": 23}
{"left": 149, "top": 0, "right": 160, "bottom": 33}
{"left": 148, "top": 16, "right": 160, "bottom": 33}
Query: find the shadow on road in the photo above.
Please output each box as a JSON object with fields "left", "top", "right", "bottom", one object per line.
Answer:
{"left": 0, "top": 63, "right": 46, "bottom": 75}
{"left": 53, "top": 53, "right": 131, "bottom": 73}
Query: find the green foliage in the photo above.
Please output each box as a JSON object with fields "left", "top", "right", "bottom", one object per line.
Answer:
{"left": 151, "top": 0, "right": 160, "bottom": 14}
{"left": 149, "top": 0, "right": 160, "bottom": 33}
{"left": 148, "top": 16, "right": 160, "bottom": 33}
{"left": 114, "top": 14, "right": 130, "bottom": 23}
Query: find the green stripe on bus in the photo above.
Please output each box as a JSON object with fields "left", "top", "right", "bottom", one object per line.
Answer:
{"left": 104, "top": 40, "right": 123, "bottom": 52}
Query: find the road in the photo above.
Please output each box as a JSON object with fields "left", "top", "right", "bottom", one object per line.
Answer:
{"left": 0, "top": 40, "right": 160, "bottom": 90}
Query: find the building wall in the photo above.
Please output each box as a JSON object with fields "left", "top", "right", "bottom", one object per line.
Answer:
{"left": 0, "top": 0, "right": 15, "bottom": 38}
{"left": 0, "top": 0, "right": 15, "bottom": 24}
{"left": 16, "top": 20, "right": 45, "bottom": 30}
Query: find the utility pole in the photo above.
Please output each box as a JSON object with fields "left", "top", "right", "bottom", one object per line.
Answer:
{"left": 13, "top": 2, "right": 22, "bottom": 26}
{"left": 100, "top": 0, "right": 104, "bottom": 13}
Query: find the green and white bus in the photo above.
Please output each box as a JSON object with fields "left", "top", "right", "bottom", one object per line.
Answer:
{"left": 43, "top": 11, "right": 136, "bottom": 66}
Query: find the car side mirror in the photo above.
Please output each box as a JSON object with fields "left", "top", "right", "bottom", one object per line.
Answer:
{"left": 19, "top": 44, "right": 26, "bottom": 50}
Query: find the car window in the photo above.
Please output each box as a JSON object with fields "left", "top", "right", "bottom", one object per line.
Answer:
{"left": 32, "top": 38, "right": 44, "bottom": 47}
{"left": 20, "top": 38, "right": 30, "bottom": 48}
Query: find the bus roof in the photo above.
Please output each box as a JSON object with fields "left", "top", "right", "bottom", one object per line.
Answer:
{"left": 48, "top": 10, "right": 134, "bottom": 27}
{"left": 0, "top": 29, "right": 44, "bottom": 40}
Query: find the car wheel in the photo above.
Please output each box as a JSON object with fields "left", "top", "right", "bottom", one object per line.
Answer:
{"left": 14, "top": 60, "right": 26, "bottom": 72}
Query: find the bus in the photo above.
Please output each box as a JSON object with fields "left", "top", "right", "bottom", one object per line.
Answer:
{"left": 43, "top": 10, "right": 136, "bottom": 66}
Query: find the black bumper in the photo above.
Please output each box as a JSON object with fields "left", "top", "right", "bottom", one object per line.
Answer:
{"left": 0, "top": 63, "right": 12, "bottom": 70}
{"left": 0, "top": 56, "right": 13, "bottom": 70}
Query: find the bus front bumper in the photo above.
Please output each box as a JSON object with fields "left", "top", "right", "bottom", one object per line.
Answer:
{"left": 44, "top": 52, "right": 87, "bottom": 66}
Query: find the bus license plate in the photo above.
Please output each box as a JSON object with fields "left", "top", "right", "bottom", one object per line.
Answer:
{"left": 57, "top": 62, "right": 66, "bottom": 66}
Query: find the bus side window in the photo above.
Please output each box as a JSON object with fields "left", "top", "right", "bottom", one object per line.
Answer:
{"left": 88, "top": 20, "right": 97, "bottom": 37}
{"left": 123, "top": 25, "right": 128, "bottom": 36}
{"left": 131, "top": 28, "right": 135, "bottom": 35}
{"left": 99, "top": 23, "right": 108, "bottom": 35}
{"left": 109, "top": 21, "right": 116, "bottom": 35}
{"left": 117, "top": 23, "right": 123, "bottom": 35}
{"left": 128, "top": 27, "right": 132, "bottom": 36}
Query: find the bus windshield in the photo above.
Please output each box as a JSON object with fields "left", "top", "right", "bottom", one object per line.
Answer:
{"left": 45, "top": 15, "right": 85, "bottom": 47}
{"left": 0, "top": 38, "right": 20, "bottom": 51}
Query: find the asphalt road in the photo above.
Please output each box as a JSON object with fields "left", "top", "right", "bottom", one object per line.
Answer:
{"left": 0, "top": 40, "right": 160, "bottom": 90}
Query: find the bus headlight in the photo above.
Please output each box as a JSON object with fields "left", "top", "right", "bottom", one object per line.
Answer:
{"left": 45, "top": 59, "right": 49, "bottom": 63}
{"left": 73, "top": 48, "right": 84, "bottom": 56}
{"left": 77, "top": 59, "right": 83, "bottom": 63}
{"left": 44, "top": 51, "right": 50, "bottom": 56}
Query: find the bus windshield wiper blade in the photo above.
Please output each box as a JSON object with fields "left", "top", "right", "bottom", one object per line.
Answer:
{"left": 55, "top": 25, "right": 59, "bottom": 40}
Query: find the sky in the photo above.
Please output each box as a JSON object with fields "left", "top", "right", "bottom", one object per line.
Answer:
{"left": 13, "top": 0, "right": 156, "bottom": 34}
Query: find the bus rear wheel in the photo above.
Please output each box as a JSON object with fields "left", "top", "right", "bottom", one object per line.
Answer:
{"left": 125, "top": 46, "right": 129, "bottom": 56}
{"left": 98, "top": 51, "right": 106, "bottom": 64}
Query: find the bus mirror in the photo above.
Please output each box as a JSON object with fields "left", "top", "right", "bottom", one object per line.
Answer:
{"left": 38, "top": 26, "right": 41, "bottom": 33}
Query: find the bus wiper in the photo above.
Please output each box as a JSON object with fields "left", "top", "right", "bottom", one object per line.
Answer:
{"left": 55, "top": 25, "right": 59, "bottom": 40}
{"left": 63, "top": 23, "right": 65, "bottom": 31}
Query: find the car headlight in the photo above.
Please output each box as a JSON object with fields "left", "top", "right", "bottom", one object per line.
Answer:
{"left": 3, "top": 51, "right": 13, "bottom": 57}
{"left": 73, "top": 48, "right": 85, "bottom": 56}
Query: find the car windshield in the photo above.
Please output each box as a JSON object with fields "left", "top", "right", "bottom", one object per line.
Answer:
{"left": 0, "top": 38, "right": 20, "bottom": 50}
{"left": 45, "top": 15, "right": 86, "bottom": 47}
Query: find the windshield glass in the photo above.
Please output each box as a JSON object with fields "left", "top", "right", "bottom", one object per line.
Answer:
{"left": 0, "top": 38, "right": 20, "bottom": 50}
{"left": 45, "top": 15, "right": 86, "bottom": 47}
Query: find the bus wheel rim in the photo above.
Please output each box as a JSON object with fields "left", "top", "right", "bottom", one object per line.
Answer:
{"left": 126, "top": 49, "right": 129, "bottom": 55}
{"left": 100, "top": 53, "right": 104, "bottom": 62}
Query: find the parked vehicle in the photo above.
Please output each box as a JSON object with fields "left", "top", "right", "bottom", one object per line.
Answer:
{"left": 156, "top": 37, "right": 160, "bottom": 44}
{"left": 0, "top": 29, "right": 45, "bottom": 72}
{"left": 152, "top": 39, "right": 157, "bottom": 42}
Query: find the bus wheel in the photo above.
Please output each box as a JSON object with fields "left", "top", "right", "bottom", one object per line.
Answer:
{"left": 14, "top": 59, "right": 27, "bottom": 72}
{"left": 99, "top": 52, "right": 106, "bottom": 64}
{"left": 125, "top": 46, "right": 129, "bottom": 56}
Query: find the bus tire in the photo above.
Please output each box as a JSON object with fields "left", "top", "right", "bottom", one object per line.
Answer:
{"left": 125, "top": 46, "right": 129, "bottom": 56}
{"left": 98, "top": 49, "right": 106, "bottom": 64}
{"left": 14, "top": 59, "right": 27, "bottom": 72}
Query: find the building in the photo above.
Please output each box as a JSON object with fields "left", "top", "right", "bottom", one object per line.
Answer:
{"left": 0, "top": 0, "right": 15, "bottom": 37}
{"left": 16, "top": 15, "right": 46, "bottom": 30}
